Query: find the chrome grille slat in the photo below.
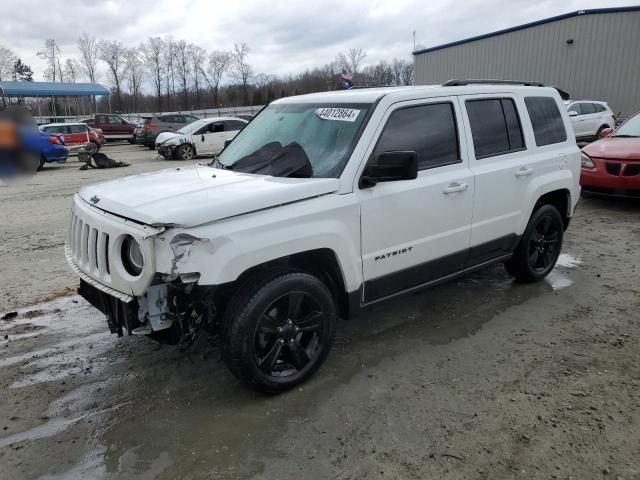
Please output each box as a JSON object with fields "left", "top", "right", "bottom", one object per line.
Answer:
{"left": 80, "top": 223, "right": 89, "bottom": 265}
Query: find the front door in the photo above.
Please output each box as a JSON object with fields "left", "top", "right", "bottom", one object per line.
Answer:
{"left": 195, "top": 121, "right": 225, "bottom": 154}
{"left": 358, "top": 97, "right": 474, "bottom": 303}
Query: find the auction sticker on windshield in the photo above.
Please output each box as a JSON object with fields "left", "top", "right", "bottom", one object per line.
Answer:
{"left": 315, "top": 108, "right": 361, "bottom": 122}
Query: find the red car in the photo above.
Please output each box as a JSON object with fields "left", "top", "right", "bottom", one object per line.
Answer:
{"left": 40, "top": 123, "right": 104, "bottom": 151}
{"left": 580, "top": 112, "right": 640, "bottom": 198}
{"left": 81, "top": 114, "right": 135, "bottom": 143}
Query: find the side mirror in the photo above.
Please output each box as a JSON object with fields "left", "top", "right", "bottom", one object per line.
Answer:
{"left": 568, "top": 111, "right": 578, "bottom": 117}
{"left": 361, "top": 151, "right": 418, "bottom": 187}
{"left": 223, "top": 139, "right": 233, "bottom": 149}
{"left": 599, "top": 127, "right": 614, "bottom": 138}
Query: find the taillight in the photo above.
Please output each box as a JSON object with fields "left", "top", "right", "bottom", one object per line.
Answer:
{"left": 143, "top": 124, "right": 156, "bottom": 129}
{"left": 48, "top": 135, "right": 63, "bottom": 145}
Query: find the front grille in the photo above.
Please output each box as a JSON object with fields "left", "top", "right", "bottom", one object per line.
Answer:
{"left": 69, "top": 211, "right": 111, "bottom": 279}
{"left": 605, "top": 162, "right": 622, "bottom": 175}
{"left": 623, "top": 164, "right": 640, "bottom": 176}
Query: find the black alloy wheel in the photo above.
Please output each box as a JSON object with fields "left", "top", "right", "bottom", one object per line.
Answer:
{"left": 221, "top": 270, "right": 336, "bottom": 393}
{"left": 254, "top": 291, "right": 325, "bottom": 377}
{"left": 527, "top": 213, "right": 561, "bottom": 274}
{"left": 505, "top": 204, "right": 564, "bottom": 282}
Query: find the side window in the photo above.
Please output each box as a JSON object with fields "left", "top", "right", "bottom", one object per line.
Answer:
{"left": 223, "top": 120, "right": 245, "bottom": 131}
{"left": 581, "top": 103, "right": 596, "bottom": 115}
{"left": 465, "top": 98, "right": 525, "bottom": 159}
{"left": 372, "top": 102, "right": 460, "bottom": 170}
{"left": 593, "top": 104, "right": 606, "bottom": 113}
{"left": 98, "top": 115, "right": 108, "bottom": 124}
{"left": 210, "top": 122, "right": 224, "bottom": 133}
{"left": 110, "top": 115, "right": 125, "bottom": 124}
{"left": 524, "top": 97, "right": 568, "bottom": 146}
{"left": 568, "top": 104, "right": 581, "bottom": 115}
{"left": 158, "top": 115, "right": 170, "bottom": 123}
{"left": 69, "top": 125, "right": 86, "bottom": 133}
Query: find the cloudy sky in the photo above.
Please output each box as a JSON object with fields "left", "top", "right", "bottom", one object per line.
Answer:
{"left": 0, "top": 0, "right": 636, "bottom": 85}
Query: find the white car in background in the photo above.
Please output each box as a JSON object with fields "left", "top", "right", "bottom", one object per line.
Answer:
{"left": 155, "top": 117, "right": 247, "bottom": 160}
{"left": 565, "top": 100, "right": 615, "bottom": 140}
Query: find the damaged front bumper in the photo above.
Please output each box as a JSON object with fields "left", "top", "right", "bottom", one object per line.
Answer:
{"left": 78, "top": 276, "right": 215, "bottom": 344}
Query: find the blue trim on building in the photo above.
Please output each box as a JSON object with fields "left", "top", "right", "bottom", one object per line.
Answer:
{"left": 0, "top": 81, "right": 110, "bottom": 97}
{"left": 413, "top": 6, "right": 640, "bottom": 55}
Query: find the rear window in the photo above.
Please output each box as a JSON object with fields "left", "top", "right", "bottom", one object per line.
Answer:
{"left": 466, "top": 98, "right": 525, "bottom": 159}
{"left": 524, "top": 97, "right": 567, "bottom": 146}
{"left": 373, "top": 102, "right": 460, "bottom": 170}
{"left": 142, "top": 117, "right": 153, "bottom": 125}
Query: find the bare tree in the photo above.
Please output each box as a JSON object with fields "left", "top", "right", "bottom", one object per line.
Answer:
{"left": 401, "top": 62, "right": 414, "bottom": 86}
{"left": 141, "top": 37, "right": 165, "bottom": 110}
{"left": 98, "top": 40, "right": 127, "bottom": 110}
{"left": 347, "top": 48, "right": 366, "bottom": 75}
{"left": 203, "top": 50, "right": 231, "bottom": 107}
{"left": 77, "top": 33, "right": 99, "bottom": 82}
{"left": 232, "top": 43, "right": 252, "bottom": 105}
{"left": 0, "top": 45, "right": 17, "bottom": 81}
{"left": 174, "top": 39, "right": 191, "bottom": 109}
{"left": 124, "top": 49, "right": 144, "bottom": 112}
{"left": 64, "top": 59, "right": 79, "bottom": 82}
{"left": 189, "top": 44, "right": 207, "bottom": 108}
{"left": 37, "top": 39, "right": 61, "bottom": 82}
{"left": 162, "top": 36, "right": 177, "bottom": 107}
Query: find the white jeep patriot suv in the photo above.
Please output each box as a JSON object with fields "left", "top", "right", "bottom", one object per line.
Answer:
{"left": 66, "top": 80, "right": 580, "bottom": 393}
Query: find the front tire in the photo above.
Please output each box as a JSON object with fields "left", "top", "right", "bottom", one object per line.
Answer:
{"left": 221, "top": 270, "right": 337, "bottom": 394}
{"left": 174, "top": 144, "right": 194, "bottom": 160}
{"left": 505, "top": 204, "right": 564, "bottom": 283}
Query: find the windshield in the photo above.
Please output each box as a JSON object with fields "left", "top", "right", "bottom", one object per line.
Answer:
{"left": 217, "top": 102, "right": 372, "bottom": 178}
{"left": 612, "top": 114, "right": 640, "bottom": 137}
{"left": 177, "top": 119, "right": 210, "bottom": 135}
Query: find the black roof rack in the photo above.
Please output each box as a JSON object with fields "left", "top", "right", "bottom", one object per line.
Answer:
{"left": 442, "top": 79, "right": 545, "bottom": 87}
{"left": 442, "top": 79, "right": 571, "bottom": 100}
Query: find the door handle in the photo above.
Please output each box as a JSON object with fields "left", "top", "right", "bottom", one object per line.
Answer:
{"left": 443, "top": 182, "right": 468, "bottom": 194}
{"left": 515, "top": 167, "right": 534, "bottom": 177}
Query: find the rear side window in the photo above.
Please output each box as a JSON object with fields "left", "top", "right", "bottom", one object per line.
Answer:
{"left": 466, "top": 98, "right": 525, "bottom": 159}
{"left": 581, "top": 103, "right": 596, "bottom": 115}
{"left": 594, "top": 104, "right": 606, "bottom": 113}
{"left": 373, "top": 102, "right": 460, "bottom": 170}
{"left": 524, "top": 97, "right": 568, "bottom": 146}
{"left": 68, "top": 125, "right": 86, "bottom": 133}
{"left": 142, "top": 117, "right": 153, "bottom": 125}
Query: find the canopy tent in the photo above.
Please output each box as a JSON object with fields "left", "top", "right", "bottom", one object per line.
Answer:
{"left": 0, "top": 81, "right": 111, "bottom": 122}
{"left": 0, "top": 81, "right": 110, "bottom": 97}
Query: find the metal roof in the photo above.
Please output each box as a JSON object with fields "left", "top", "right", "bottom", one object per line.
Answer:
{"left": 0, "top": 81, "right": 110, "bottom": 97}
{"left": 413, "top": 6, "right": 640, "bottom": 55}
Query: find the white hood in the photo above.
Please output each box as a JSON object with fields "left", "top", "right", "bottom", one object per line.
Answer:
{"left": 78, "top": 165, "right": 340, "bottom": 227}
{"left": 155, "top": 131, "right": 183, "bottom": 146}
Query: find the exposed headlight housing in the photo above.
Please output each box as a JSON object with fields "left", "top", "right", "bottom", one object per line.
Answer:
{"left": 581, "top": 152, "right": 595, "bottom": 169}
{"left": 121, "top": 235, "right": 144, "bottom": 277}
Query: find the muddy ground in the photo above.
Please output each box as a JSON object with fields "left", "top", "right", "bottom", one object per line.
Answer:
{"left": 1, "top": 144, "right": 639, "bottom": 479}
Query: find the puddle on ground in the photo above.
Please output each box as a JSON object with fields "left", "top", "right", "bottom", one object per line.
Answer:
{"left": 0, "top": 261, "right": 584, "bottom": 479}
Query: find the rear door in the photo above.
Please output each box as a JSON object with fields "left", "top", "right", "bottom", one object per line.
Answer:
{"left": 358, "top": 97, "right": 474, "bottom": 302}
{"left": 461, "top": 94, "right": 533, "bottom": 260}
{"left": 579, "top": 102, "right": 598, "bottom": 136}
{"left": 66, "top": 124, "right": 89, "bottom": 145}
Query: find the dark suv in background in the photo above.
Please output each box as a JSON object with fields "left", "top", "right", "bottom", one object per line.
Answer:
{"left": 135, "top": 114, "right": 200, "bottom": 148}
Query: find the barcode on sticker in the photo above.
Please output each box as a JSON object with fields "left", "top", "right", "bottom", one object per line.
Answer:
{"left": 315, "top": 108, "right": 361, "bottom": 122}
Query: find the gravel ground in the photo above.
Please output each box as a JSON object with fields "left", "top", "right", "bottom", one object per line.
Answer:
{"left": 0, "top": 145, "right": 639, "bottom": 479}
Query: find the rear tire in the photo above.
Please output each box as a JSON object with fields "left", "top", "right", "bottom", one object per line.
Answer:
{"left": 505, "top": 204, "right": 564, "bottom": 283}
{"left": 221, "top": 270, "right": 337, "bottom": 394}
{"left": 175, "top": 144, "right": 194, "bottom": 161}
{"left": 37, "top": 155, "right": 46, "bottom": 172}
